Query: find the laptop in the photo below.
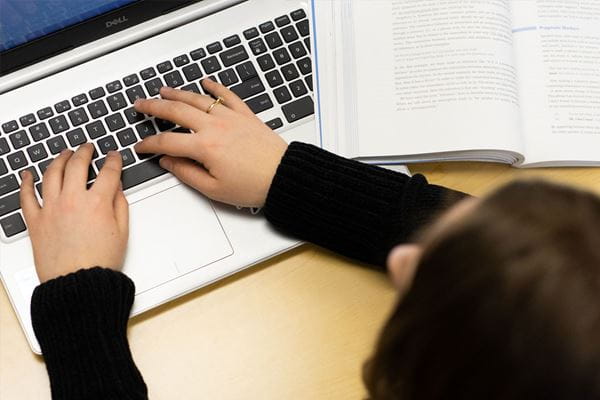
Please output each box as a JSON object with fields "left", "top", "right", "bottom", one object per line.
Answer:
{"left": 0, "top": 0, "right": 317, "bottom": 354}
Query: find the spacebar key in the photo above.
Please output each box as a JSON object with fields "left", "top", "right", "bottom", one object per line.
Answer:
{"left": 121, "top": 158, "right": 168, "bottom": 191}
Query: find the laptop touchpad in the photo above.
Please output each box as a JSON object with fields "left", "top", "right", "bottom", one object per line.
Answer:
{"left": 123, "top": 184, "right": 233, "bottom": 293}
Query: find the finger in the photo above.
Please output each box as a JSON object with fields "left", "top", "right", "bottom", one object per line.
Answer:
{"left": 134, "top": 132, "right": 203, "bottom": 159}
{"left": 91, "top": 151, "right": 123, "bottom": 198}
{"left": 19, "top": 170, "right": 41, "bottom": 222}
{"left": 201, "top": 78, "right": 255, "bottom": 117}
{"left": 159, "top": 156, "right": 217, "bottom": 196}
{"left": 159, "top": 86, "right": 232, "bottom": 118}
{"left": 42, "top": 150, "right": 73, "bottom": 201}
{"left": 113, "top": 186, "right": 129, "bottom": 236}
{"left": 134, "top": 97, "right": 211, "bottom": 130}
{"left": 62, "top": 143, "right": 94, "bottom": 194}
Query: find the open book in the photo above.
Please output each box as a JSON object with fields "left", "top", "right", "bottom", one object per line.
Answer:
{"left": 310, "top": 0, "right": 600, "bottom": 167}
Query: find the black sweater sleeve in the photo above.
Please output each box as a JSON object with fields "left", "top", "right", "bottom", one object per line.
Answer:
{"left": 31, "top": 267, "right": 147, "bottom": 400}
{"left": 264, "top": 142, "right": 468, "bottom": 268}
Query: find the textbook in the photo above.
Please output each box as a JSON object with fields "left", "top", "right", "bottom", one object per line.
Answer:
{"left": 310, "top": 0, "right": 600, "bottom": 167}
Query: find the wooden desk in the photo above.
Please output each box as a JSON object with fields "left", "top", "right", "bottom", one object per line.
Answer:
{"left": 2, "top": 162, "right": 600, "bottom": 399}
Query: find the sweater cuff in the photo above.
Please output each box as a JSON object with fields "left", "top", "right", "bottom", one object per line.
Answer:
{"left": 31, "top": 267, "right": 147, "bottom": 400}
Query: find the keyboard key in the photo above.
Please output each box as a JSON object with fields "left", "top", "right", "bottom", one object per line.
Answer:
{"left": 121, "top": 157, "right": 168, "bottom": 191}
{"left": 125, "top": 85, "right": 147, "bottom": 103}
{"left": 275, "top": 15, "right": 291, "bottom": 27}
{"left": 54, "top": 100, "right": 71, "bottom": 113}
{"left": 72, "top": 93, "right": 88, "bottom": 106}
{"left": 248, "top": 38, "right": 267, "bottom": 56}
{"left": 9, "top": 131, "right": 30, "bottom": 149}
{"left": 0, "top": 138, "right": 10, "bottom": 155}
{"left": 257, "top": 54, "right": 276, "bottom": 72}
{"left": 290, "top": 79, "right": 308, "bottom": 97}
{"left": 266, "top": 118, "right": 283, "bottom": 130}
{"left": 273, "top": 86, "right": 292, "bottom": 104}
{"left": 235, "top": 61, "right": 257, "bottom": 81}
{"left": 7, "top": 151, "right": 27, "bottom": 170}
{"left": 0, "top": 159, "right": 6, "bottom": 176}
{"left": 36, "top": 107, "right": 54, "bottom": 120}
{"left": 181, "top": 83, "right": 201, "bottom": 94}
{"left": 265, "top": 70, "right": 284, "bottom": 88}
{"left": 19, "top": 114, "right": 36, "bottom": 127}
{"left": 140, "top": 67, "right": 157, "bottom": 80}
{"left": 135, "top": 121, "right": 156, "bottom": 139}
{"left": 164, "top": 70, "right": 185, "bottom": 88}
{"left": 182, "top": 63, "right": 203, "bottom": 82}
{"left": 245, "top": 94, "right": 273, "bottom": 114}
{"left": 0, "top": 213, "right": 26, "bottom": 237}
{"left": 0, "top": 191, "right": 20, "bottom": 218}
{"left": 291, "top": 9, "right": 306, "bottom": 21}
{"left": 297, "top": 57, "right": 312, "bottom": 75}
{"left": 219, "top": 45, "right": 249, "bottom": 67}
{"left": 68, "top": 108, "right": 90, "bottom": 126}
{"left": 201, "top": 56, "right": 222, "bottom": 75}
{"left": 86, "top": 121, "right": 107, "bottom": 139}
{"left": 87, "top": 100, "right": 109, "bottom": 119}
{"left": 2, "top": 120, "right": 18, "bottom": 134}
{"left": 289, "top": 41, "right": 307, "bottom": 59}
{"left": 157, "top": 61, "right": 173, "bottom": 73}
{"left": 120, "top": 148, "right": 136, "bottom": 167}
{"left": 218, "top": 69, "right": 239, "bottom": 86}
{"left": 66, "top": 128, "right": 87, "bottom": 147}
{"left": 296, "top": 20, "right": 310, "bottom": 37}
{"left": 117, "top": 128, "right": 137, "bottom": 147}
{"left": 105, "top": 114, "right": 126, "bottom": 132}
{"left": 123, "top": 76, "right": 140, "bottom": 89}
{"left": 231, "top": 77, "right": 266, "bottom": 100}
{"left": 39, "top": 159, "right": 54, "bottom": 175}
{"left": 106, "top": 80, "right": 123, "bottom": 93}
{"left": 19, "top": 166, "right": 40, "bottom": 182}
{"left": 124, "top": 107, "right": 145, "bottom": 124}
{"left": 0, "top": 175, "right": 18, "bottom": 196}
{"left": 282, "top": 96, "right": 314, "bottom": 123}
{"left": 145, "top": 77, "right": 163, "bottom": 97}
{"left": 265, "top": 32, "right": 283, "bottom": 49}
{"left": 46, "top": 136, "right": 67, "bottom": 155}
{"left": 156, "top": 118, "right": 175, "bottom": 131}
{"left": 29, "top": 123, "right": 50, "bottom": 142}
{"left": 89, "top": 87, "right": 105, "bottom": 100}
{"left": 281, "top": 63, "right": 300, "bottom": 81}
{"left": 97, "top": 136, "right": 118, "bottom": 154}
{"left": 173, "top": 54, "right": 190, "bottom": 67}
{"left": 259, "top": 21, "right": 275, "bottom": 33}
{"left": 305, "top": 74, "right": 313, "bottom": 91}
{"left": 243, "top": 27, "right": 259, "bottom": 40}
{"left": 107, "top": 93, "right": 127, "bottom": 111}
{"left": 224, "top": 34, "right": 241, "bottom": 48}
{"left": 281, "top": 26, "right": 299, "bottom": 43}
{"left": 190, "top": 48, "right": 206, "bottom": 60}
{"left": 273, "top": 48, "right": 291, "bottom": 65}
{"left": 207, "top": 42, "right": 223, "bottom": 54}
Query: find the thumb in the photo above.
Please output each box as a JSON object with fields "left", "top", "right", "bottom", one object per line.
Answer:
{"left": 160, "top": 156, "right": 217, "bottom": 197}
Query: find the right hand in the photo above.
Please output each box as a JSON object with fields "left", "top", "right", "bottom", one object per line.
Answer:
{"left": 133, "top": 79, "right": 288, "bottom": 207}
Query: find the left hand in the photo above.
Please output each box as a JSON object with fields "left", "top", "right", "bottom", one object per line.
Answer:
{"left": 20, "top": 144, "right": 129, "bottom": 283}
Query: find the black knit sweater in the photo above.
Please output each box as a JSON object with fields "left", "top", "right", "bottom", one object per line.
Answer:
{"left": 30, "top": 142, "right": 467, "bottom": 399}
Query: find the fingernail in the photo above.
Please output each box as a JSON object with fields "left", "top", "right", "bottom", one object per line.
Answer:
{"left": 159, "top": 157, "right": 171, "bottom": 169}
{"left": 108, "top": 150, "right": 119, "bottom": 158}
{"left": 160, "top": 86, "right": 172, "bottom": 92}
{"left": 20, "top": 170, "right": 30, "bottom": 180}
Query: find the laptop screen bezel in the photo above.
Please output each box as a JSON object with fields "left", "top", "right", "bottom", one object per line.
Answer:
{"left": 0, "top": 0, "right": 199, "bottom": 77}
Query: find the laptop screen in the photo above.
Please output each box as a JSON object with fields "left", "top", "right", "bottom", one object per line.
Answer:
{"left": 0, "top": 0, "right": 198, "bottom": 77}
{"left": 0, "top": 0, "right": 138, "bottom": 52}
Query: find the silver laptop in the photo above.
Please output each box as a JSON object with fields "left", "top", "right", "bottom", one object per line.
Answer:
{"left": 0, "top": 0, "right": 317, "bottom": 353}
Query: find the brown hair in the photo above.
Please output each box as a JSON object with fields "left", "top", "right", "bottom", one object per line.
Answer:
{"left": 364, "top": 180, "right": 600, "bottom": 399}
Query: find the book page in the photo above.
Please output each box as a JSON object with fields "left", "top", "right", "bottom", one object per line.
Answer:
{"left": 352, "top": 0, "right": 523, "bottom": 161}
{"left": 512, "top": 0, "right": 600, "bottom": 165}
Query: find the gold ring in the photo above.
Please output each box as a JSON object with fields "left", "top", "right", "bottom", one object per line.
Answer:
{"left": 206, "top": 96, "right": 224, "bottom": 114}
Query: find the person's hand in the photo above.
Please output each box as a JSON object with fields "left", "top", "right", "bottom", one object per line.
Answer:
{"left": 20, "top": 144, "right": 129, "bottom": 283}
{"left": 133, "top": 79, "right": 288, "bottom": 207}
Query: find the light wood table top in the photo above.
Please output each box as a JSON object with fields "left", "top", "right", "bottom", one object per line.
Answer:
{"left": 2, "top": 162, "right": 600, "bottom": 399}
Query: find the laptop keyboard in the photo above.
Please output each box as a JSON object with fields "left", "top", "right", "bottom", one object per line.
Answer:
{"left": 0, "top": 8, "right": 314, "bottom": 239}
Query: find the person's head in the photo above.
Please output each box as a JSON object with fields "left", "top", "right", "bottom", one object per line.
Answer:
{"left": 365, "top": 180, "right": 600, "bottom": 399}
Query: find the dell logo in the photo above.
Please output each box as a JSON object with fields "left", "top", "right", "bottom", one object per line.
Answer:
{"left": 105, "top": 16, "right": 129, "bottom": 28}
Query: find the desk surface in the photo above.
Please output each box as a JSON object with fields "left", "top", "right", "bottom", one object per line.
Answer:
{"left": 3, "top": 162, "right": 600, "bottom": 399}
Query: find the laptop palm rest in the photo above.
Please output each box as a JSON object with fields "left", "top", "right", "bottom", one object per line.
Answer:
{"left": 124, "top": 184, "right": 234, "bottom": 294}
